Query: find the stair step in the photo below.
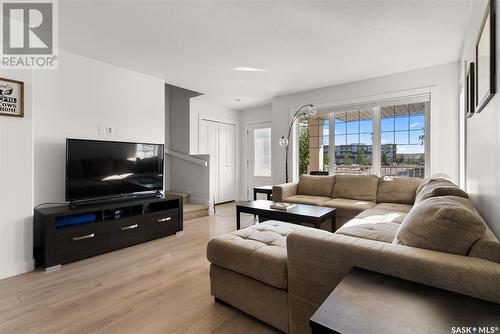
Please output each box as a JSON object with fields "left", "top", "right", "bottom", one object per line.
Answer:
{"left": 166, "top": 191, "right": 190, "bottom": 203}
{"left": 183, "top": 203, "right": 209, "bottom": 221}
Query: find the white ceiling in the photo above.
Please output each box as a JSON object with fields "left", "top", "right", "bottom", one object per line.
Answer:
{"left": 60, "top": 0, "right": 472, "bottom": 110}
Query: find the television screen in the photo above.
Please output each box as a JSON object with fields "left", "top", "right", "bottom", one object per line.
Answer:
{"left": 66, "top": 139, "right": 164, "bottom": 201}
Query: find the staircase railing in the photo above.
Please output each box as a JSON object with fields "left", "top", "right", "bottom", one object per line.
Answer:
{"left": 165, "top": 148, "right": 208, "bottom": 167}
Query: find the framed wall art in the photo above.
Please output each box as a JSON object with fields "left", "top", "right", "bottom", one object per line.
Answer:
{"left": 475, "top": 0, "right": 496, "bottom": 113}
{"left": 0, "top": 77, "right": 24, "bottom": 118}
{"left": 467, "top": 62, "right": 475, "bottom": 118}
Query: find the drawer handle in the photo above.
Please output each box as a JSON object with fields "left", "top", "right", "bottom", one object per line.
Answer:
{"left": 72, "top": 233, "right": 95, "bottom": 241}
{"left": 157, "top": 217, "right": 172, "bottom": 223}
{"left": 121, "top": 224, "right": 138, "bottom": 231}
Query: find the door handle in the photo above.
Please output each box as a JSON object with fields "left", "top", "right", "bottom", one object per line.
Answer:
{"left": 72, "top": 233, "right": 95, "bottom": 241}
{"left": 157, "top": 217, "right": 172, "bottom": 223}
{"left": 121, "top": 224, "right": 138, "bottom": 231}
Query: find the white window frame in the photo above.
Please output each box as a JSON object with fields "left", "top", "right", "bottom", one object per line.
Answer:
{"left": 293, "top": 87, "right": 435, "bottom": 180}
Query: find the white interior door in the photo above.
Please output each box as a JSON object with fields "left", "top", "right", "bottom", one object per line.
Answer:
{"left": 199, "top": 119, "right": 220, "bottom": 203}
{"left": 247, "top": 122, "right": 272, "bottom": 199}
{"left": 218, "top": 122, "right": 235, "bottom": 203}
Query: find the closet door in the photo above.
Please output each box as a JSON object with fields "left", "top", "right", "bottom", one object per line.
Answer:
{"left": 218, "top": 122, "right": 235, "bottom": 203}
{"left": 199, "top": 119, "right": 220, "bottom": 203}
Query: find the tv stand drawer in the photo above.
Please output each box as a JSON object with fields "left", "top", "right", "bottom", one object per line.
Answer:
{"left": 108, "top": 217, "right": 148, "bottom": 250}
{"left": 55, "top": 224, "right": 107, "bottom": 264}
{"left": 147, "top": 210, "right": 179, "bottom": 239}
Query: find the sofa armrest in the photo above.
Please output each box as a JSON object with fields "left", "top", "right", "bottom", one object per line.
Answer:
{"left": 273, "top": 182, "right": 298, "bottom": 202}
{"left": 287, "top": 229, "right": 500, "bottom": 307}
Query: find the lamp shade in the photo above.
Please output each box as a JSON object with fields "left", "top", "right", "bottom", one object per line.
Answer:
{"left": 279, "top": 136, "right": 289, "bottom": 147}
{"left": 308, "top": 105, "right": 318, "bottom": 116}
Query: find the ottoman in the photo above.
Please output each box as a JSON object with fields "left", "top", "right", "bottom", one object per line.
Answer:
{"left": 207, "top": 220, "right": 310, "bottom": 332}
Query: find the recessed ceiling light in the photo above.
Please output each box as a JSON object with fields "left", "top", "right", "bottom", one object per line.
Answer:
{"left": 234, "top": 98, "right": 241, "bottom": 102}
{"left": 232, "top": 67, "right": 267, "bottom": 72}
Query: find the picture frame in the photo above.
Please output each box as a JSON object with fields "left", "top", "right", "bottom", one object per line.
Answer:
{"left": 467, "top": 62, "right": 475, "bottom": 118}
{"left": 475, "top": 0, "right": 496, "bottom": 113}
{"left": 0, "top": 77, "right": 24, "bottom": 118}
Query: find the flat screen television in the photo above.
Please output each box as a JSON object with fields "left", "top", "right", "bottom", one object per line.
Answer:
{"left": 66, "top": 139, "right": 164, "bottom": 202}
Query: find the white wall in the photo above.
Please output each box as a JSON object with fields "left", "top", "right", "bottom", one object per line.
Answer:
{"left": 0, "top": 70, "right": 34, "bottom": 279}
{"left": 0, "top": 51, "right": 164, "bottom": 279}
{"left": 33, "top": 51, "right": 165, "bottom": 205}
{"left": 238, "top": 104, "right": 272, "bottom": 199}
{"left": 460, "top": 0, "right": 500, "bottom": 237}
{"left": 272, "top": 62, "right": 460, "bottom": 185}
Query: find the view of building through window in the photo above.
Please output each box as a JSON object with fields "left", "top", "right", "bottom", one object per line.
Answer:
{"left": 334, "top": 109, "right": 373, "bottom": 175}
{"left": 298, "top": 102, "right": 426, "bottom": 178}
{"left": 380, "top": 103, "right": 426, "bottom": 178}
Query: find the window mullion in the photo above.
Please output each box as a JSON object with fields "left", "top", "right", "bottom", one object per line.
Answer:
{"left": 372, "top": 106, "right": 381, "bottom": 176}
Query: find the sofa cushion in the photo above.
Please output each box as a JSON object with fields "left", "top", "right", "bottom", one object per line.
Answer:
{"left": 297, "top": 175, "right": 335, "bottom": 197}
{"left": 354, "top": 208, "right": 408, "bottom": 224}
{"left": 394, "top": 196, "right": 486, "bottom": 255}
{"left": 207, "top": 221, "right": 311, "bottom": 289}
{"left": 415, "top": 175, "right": 468, "bottom": 204}
{"left": 333, "top": 174, "right": 379, "bottom": 202}
{"left": 336, "top": 219, "right": 400, "bottom": 243}
{"left": 283, "top": 195, "right": 332, "bottom": 206}
{"left": 468, "top": 227, "right": 500, "bottom": 264}
{"left": 323, "top": 198, "right": 377, "bottom": 219}
{"left": 374, "top": 203, "right": 413, "bottom": 213}
{"left": 377, "top": 177, "right": 422, "bottom": 204}
{"left": 469, "top": 240, "right": 500, "bottom": 264}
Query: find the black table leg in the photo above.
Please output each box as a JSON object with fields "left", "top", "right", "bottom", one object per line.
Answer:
{"left": 253, "top": 190, "right": 257, "bottom": 201}
{"left": 331, "top": 214, "right": 336, "bottom": 232}
{"left": 267, "top": 192, "right": 272, "bottom": 200}
{"left": 236, "top": 207, "right": 241, "bottom": 230}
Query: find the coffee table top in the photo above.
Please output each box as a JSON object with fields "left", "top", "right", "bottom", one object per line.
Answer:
{"left": 253, "top": 185, "right": 273, "bottom": 191}
{"left": 236, "top": 200, "right": 335, "bottom": 218}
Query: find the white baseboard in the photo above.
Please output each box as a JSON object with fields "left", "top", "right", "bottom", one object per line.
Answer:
{"left": 0, "top": 258, "right": 34, "bottom": 280}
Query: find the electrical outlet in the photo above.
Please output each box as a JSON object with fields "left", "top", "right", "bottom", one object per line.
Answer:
{"left": 106, "top": 126, "right": 113, "bottom": 135}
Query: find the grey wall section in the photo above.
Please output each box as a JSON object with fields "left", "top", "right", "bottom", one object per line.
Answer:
{"left": 166, "top": 84, "right": 202, "bottom": 155}
{"left": 461, "top": 0, "right": 500, "bottom": 238}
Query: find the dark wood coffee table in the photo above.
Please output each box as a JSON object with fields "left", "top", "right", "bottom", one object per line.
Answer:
{"left": 235, "top": 200, "right": 336, "bottom": 232}
{"left": 310, "top": 267, "right": 500, "bottom": 334}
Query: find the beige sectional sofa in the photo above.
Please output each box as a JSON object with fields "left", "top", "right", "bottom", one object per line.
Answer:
{"left": 207, "top": 174, "right": 500, "bottom": 334}
{"left": 273, "top": 174, "right": 421, "bottom": 229}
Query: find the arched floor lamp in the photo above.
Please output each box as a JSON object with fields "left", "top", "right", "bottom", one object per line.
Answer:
{"left": 279, "top": 104, "right": 318, "bottom": 183}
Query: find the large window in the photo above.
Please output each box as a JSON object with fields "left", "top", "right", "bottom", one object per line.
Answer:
{"left": 298, "top": 115, "right": 329, "bottom": 175}
{"left": 380, "top": 103, "right": 425, "bottom": 178}
{"left": 298, "top": 100, "right": 428, "bottom": 178}
{"left": 253, "top": 127, "right": 272, "bottom": 177}
{"left": 334, "top": 109, "right": 373, "bottom": 175}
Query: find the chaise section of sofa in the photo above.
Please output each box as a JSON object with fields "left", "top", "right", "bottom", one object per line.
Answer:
{"left": 207, "top": 221, "right": 312, "bottom": 332}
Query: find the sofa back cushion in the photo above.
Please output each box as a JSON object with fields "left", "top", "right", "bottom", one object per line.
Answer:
{"left": 394, "top": 196, "right": 486, "bottom": 255}
{"left": 377, "top": 177, "right": 422, "bottom": 204}
{"left": 333, "top": 174, "right": 379, "bottom": 202}
{"left": 415, "top": 175, "right": 468, "bottom": 204}
{"left": 297, "top": 175, "right": 335, "bottom": 197}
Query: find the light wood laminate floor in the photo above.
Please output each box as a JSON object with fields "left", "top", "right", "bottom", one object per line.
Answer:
{"left": 0, "top": 203, "right": 278, "bottom": 334}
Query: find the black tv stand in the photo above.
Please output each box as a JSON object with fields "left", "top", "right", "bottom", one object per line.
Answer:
{"left": 34, "top": 195, "right": 183, "bottom": 269}
{"left": 69, "top": 192, "right": 163, "bottom": 209}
